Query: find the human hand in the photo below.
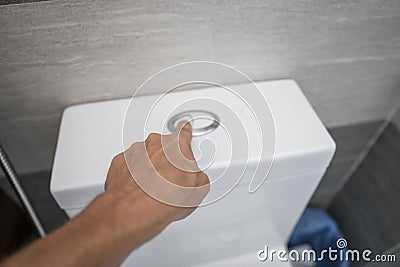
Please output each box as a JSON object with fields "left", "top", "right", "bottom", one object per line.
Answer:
{"left": 0, "top": 122, "right": 209, "bottom": 267}
{"left": 98, "top": 121, "right": 210, "bottom": 249}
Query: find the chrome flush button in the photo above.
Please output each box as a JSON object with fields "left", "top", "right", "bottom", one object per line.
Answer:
{"left": 167, "top": 110, "right": 220, "bottom": 137}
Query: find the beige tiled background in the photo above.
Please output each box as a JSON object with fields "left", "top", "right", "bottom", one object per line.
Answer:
{"left": 1, "top": 0, "right": 400, "bottom": 175}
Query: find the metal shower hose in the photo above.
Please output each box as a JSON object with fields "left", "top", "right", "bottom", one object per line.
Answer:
{"left": 0, "top": 142, "right": 46, "bottom": 237}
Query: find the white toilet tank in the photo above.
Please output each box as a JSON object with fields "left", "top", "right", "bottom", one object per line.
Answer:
{"left": 50, "top": 79, "right": 335, "bottom": 267}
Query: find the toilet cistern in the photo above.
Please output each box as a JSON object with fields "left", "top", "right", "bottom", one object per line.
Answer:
{"left": 50, "top": 79, "right": 336, "bottom": 266}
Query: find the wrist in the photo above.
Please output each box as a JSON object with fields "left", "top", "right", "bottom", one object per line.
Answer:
{"left": 85, "top": 190, "right": 169, "bottom": 251}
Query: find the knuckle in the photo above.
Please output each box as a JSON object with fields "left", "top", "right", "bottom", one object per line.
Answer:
{"left": 149, "top": 148, "right": 167, "bottom": 164}
{"left": 147, "top": 133, "right": 161, "bottom": 142}
{"left": 104, "top": 178, "right": 112, "bottom": 190}
{"left": 130, "top": 141, "right": 143, "bottom": 151}
{"left": 199, "top": 172, "right": 210, "bottom": 185}
{"left": 111, "top": 153, "right": 124, "bottom": 164}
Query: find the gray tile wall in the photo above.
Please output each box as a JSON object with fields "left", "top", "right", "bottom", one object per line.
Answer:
{"left": 392, "top": 106, "right": 400, "bottom": 131}
{"left": 0, "top": 0, "right": 45, "bottom": 4}
{"left": 328, "top": 122, "right": 400, "bottom": 262}
{"left": 310, "top": 120, "right": 384, "bottom": 209}
{"left": 0, "top": 171, "right": 68, "bottom": 233}
{"left": 1, "top": 0, "right": 400, "bottom": 175}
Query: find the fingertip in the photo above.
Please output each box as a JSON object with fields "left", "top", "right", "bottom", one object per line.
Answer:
{"left": 177, "top": 120, "right": 192, "bottom": 140}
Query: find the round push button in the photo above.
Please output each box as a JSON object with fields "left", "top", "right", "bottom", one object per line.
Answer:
{"left": 167, "top": 110, "right": 220, "bottom": 137}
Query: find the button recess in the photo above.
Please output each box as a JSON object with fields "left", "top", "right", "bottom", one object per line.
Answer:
{"left": 167, "top": 110, "right": 220, "bottom": 137}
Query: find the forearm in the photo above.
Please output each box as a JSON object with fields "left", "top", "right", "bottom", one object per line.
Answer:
{"left": 0, "top": 124, "right": 208, "bottom": 267}
{"left": 0, "top": 191, "right": 167, "bottom": 267}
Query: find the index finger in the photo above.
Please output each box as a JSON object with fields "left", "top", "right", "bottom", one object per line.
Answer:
{"left": 176, "top": 120, "right": 192, "bottom": 143}
{"left": 176, "top": 120, "right": 195, "bottom": 162}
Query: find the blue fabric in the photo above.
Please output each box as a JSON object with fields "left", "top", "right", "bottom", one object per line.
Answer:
{"left": 288, "top": 207, "right": 348, "bottom": 267}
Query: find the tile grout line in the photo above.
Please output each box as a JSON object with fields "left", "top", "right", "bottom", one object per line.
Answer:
{"left": 337, "top": 101, "right": 400, "bottom": 191}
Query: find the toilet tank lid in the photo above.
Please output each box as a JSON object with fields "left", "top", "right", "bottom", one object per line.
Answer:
{"left": 50, "top": 79, "right": 335, "bottom": 209}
